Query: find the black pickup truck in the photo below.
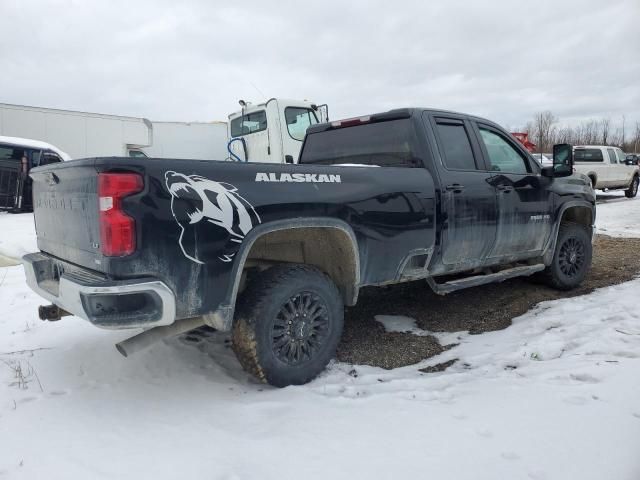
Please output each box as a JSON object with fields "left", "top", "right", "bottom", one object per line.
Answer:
{"left": 23, "top": 108, "right": 595, "bottom": 386}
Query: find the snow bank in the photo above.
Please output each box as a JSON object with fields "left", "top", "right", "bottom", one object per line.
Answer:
{"left": 0, "top": 213, "right": 37, "bottom": 261}
{"left": 375, "top": 314, "right": 426, "bottom": 334}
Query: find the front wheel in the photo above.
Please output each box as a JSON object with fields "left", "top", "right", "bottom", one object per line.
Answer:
{"left": 540, "top": 222, "right": 592, "bottom": 290}
{"left": 625, "top": 175, "right": 639, "bottom": 198}
{"left": 232, "top": 264, "right": 344, "bottom": 387}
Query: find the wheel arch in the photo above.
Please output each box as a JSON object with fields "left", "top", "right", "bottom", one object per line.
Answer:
{"left": 206, "top": 218, "right": 361, "bottom": 331}
{"left": 543, "top": 202, "right": 594, "bottom": 265}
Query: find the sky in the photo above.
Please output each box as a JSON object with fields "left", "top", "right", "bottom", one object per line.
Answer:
{"left": 1, "top": 0, "right": 638, "bottom": 130}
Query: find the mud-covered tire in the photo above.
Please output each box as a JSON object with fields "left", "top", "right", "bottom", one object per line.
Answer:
{"left": 540, "top": 222, "right": 592, "bottom": 290}
{"left": 232, "top": 264, "right": 344, "bottom": 387}
{"left": 625, "top": 175, "right": 639, "bottom": 198}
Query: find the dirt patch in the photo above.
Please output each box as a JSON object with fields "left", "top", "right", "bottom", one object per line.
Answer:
{"left": 336, "top": 235, "right": 640, "bottom": 369}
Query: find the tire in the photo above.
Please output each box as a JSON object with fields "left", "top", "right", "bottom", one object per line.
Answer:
{"left": 625, "top": 175, "right": 639, "bottom": 198}
{"left": 232, "top": 264, "right": 344, "bottom": 387}
{"left": 540, "top": 222, "right": 592, "bottom": 290}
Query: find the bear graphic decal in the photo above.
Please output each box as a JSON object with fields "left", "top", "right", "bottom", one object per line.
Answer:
{"left": 165, "top": 171, "right": 261, "bottom": 264}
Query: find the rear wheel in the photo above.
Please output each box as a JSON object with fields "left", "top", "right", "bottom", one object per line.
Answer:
{"left": 232, "top": 264, "right": 344, "bottom": 387}
{"left": 540, "top": 222, "right": 592, "bottom": 290}
{"left": 625, "top": 175, "right": 639, "bottom": 198}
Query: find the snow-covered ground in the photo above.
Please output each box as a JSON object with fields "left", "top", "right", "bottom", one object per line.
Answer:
{"left": 595, "top": 191, "right": 640, "bottom": 237}
{"left": 0, "top": 214, "right": 36, "bottom": 265}
{"left": 1, "top": 195, "right": 640, "bottom": 479}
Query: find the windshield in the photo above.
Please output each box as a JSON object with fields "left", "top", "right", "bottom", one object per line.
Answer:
{"left": 285, "top": 107, "right": 319, "bottom": 141}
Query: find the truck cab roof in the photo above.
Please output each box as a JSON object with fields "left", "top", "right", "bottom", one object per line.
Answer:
{"left": 307, "top": 108, "right": 505, "bottom": 135}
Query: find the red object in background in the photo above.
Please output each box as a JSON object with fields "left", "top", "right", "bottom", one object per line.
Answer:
{"left": 511, "top": 132, "right": 536, "bottom": 152}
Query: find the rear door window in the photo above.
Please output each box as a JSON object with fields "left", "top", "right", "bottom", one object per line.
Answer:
{"left": 300, "top": 119, "right": 417, "bottom": 167}
{"left": 434, "top": 119, "right": 477, "bottom": 170}
{"left": 478, "top": 128, "right": 530, "bottom": 174}
{"left": 230, "top": 110, "right": 267, "bottom": 137}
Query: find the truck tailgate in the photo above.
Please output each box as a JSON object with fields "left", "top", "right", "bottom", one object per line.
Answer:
{"left": 30, "top": 159, "right": 102, "bottom": 270}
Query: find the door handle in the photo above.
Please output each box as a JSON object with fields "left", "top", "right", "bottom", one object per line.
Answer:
{"left": 445, "top": 183, "right": 465, "bottom": 192}
{"left": 497, "top": 185, "right": 514, "bottom": 193}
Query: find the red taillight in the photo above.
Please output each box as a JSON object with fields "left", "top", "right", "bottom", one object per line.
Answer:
{"left": 98, "top": 173, "right": 143, "bottom": 256}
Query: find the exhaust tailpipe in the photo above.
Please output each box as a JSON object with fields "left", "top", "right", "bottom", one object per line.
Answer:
{"left": 115, "top": 317, "right": 206, "bottom": 357}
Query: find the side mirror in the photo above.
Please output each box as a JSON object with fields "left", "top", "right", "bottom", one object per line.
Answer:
{"left": 542, "top": 144, "right": 573, "bottom": 178}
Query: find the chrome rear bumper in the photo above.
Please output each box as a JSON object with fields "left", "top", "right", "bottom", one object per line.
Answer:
{"left": 22, "top": 252, "right": 176, "bottom": 329}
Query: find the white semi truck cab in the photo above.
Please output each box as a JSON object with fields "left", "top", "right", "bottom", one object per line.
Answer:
{"left": 226, "top": 98, "right": 328, "bottom": 164}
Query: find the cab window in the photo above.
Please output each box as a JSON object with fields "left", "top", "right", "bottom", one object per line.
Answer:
{"left": 479, "top": 128, "right": 529, "bottom": 174}
{"left": 434, "top": 119, "right": 477, "bottom": 170}
{"left": 230, "top": 111, "right": 267, "bottom": 137}
{"left": 607, "top": 149, "right": 617, "bottom": 164}
{"left": 285, "top": 107, "right": 319, "bottom": 141}
{"left": 574, "top": 149, "right": 603, "bottom": 162}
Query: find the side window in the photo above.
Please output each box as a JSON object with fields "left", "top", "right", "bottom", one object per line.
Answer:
{"left": 615, "top": 149, "right": 626, "bottom": 163}
{"left": 479, "top": 128, "right": 529, "bottom": 174}
{"left": 40, "top": 152, "right": 62, "bottom": 166}
{"left": 230, "top": 111, "right": 267, "bottom": 137}
{"left": 607, "top": 149, "right": 617, "bottom": 164}
{"left": 285, "top": 107, "right": 319, "bottom": 141}
{"left": 434, "top": 120, "right": 477, "bottom": 170}
{"left": 31, "top": 150, "right": 42, "bottom": 166}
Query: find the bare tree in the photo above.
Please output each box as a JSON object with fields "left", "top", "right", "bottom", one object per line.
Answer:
{"left": 519, "top": 113, "right": 635, "bottom": 152}
{"left": 532, "top": 111, "right": 557, "bottom": 152}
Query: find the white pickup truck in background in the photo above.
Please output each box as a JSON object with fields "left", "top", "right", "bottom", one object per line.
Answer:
{"left": 574, "top": 145, "right": 639, "bottom": 198}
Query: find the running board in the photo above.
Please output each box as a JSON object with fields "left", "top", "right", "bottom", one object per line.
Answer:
{"left": 427, "top": 264, "right": 545, "bottom": 295}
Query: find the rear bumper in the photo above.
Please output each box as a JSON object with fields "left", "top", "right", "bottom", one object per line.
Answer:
{"left": 22, "top": 252, "right": 176, "bottom": 329}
